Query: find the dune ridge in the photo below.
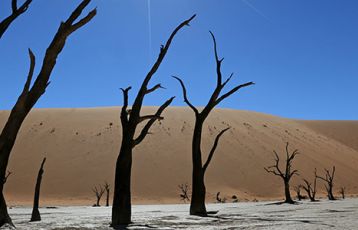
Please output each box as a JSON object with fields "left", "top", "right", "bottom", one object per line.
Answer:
{"left": 1, "top": 107, "right": 357, "bottom": 206}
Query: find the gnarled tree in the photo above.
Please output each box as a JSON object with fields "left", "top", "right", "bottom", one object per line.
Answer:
{"left": 0, "top": 0, "right": 96, "bottom": 226}
{"left": 0, "top": 0, "right": 33, "bottom": 39}
{"left": 301, "top": 168, "right": 318, "bottom": 202}
{"left": 317, "top": 166, "right": 336, "bottom": 200}
{"left": 264, "top": 142, "right": 299, "bottom": 204}
{"left": 92, "top": 185, "right": 105, "bottom": 207}
{"left": 173, "top": 31, "right": 254, "bottom": 216}
{"left": 111, "top": 15, "right": 196, "bottom": 227}
{"left": 30, "top": 157, "right": 46, "bottom": 222}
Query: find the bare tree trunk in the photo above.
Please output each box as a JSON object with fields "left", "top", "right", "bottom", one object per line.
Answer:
{"left": 112, "top": 142, "right": 132, "bottom": 225}
{"left": 0, "top": 1, "right": 96, "bottom": 226}
{"left": 284, "top": 181, "right": 294, "bottom": 204}
{"left": 174, "top": 32, "right": 253, "bottom": 216}
{"left": 30, "top": 157, "right": 46, "bottom": 222}
{"left": 111, "top": 15, "right": 195, "bottom": 228}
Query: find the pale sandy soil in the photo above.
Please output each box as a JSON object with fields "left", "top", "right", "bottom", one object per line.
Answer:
{"left": 0, "top": 107, "right": 358, "bottom": 205}
{"left": 2, "top": 199, "right": 358, "bottom": 229}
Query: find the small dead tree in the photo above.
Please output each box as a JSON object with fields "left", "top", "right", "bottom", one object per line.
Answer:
{"left": 264, "top": 142, "right": 299, "bottom": 204}
{"left": 111, "top": 15, "right": 195, "bottom": 227}
{"left": 30, "top": 157, "right": 46, "bottom": 222}
{"left": 301, "top": 168, "right": 318, "bottom": 202}
{"left": 178, "top": 183, "right": 190, "bottom": 203}
{"left": 174, "top": 32, "right": 254, "bottom": 216}
{"left": 2, "top": 171, "right": 12, "bottom": 185}
{"left": 0, "top": 0, "right": 33, "bottom": 39}
{"left": 216, "top": 192, "right": 226, "bottom": 203}
{"left": 0, "top": 1, "right": 96, "bottom": 227}
{"left": 104, "top": 182, "right": 110, "bottom": 207}
{"left": 92, "top": 185, "right": 105, "bottom": 207}
{"left": 339, "top": 187, "right": 345, "bottom": 199}
{"left": 317, "top": 166, "right": 336, "bottom": 200}
{"left": 293, "top": 186, "right": 304, "bottom": 201}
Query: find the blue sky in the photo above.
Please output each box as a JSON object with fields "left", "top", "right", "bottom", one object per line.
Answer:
{"left": 0, "top": 0, "right": 357, "bottom": 120}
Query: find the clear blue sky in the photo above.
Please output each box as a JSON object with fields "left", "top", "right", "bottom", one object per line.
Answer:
{"left": 0, "top": 0, "right": 357, "bottom": 120}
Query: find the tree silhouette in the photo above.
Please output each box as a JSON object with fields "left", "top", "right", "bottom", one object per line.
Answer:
{"left": 111, "top": 15, "right": 195, "bottom": 227}
{"left": 339, "top": 186, "right": 345, "bottom": 199}
{"left": 92, "top": 185, "right": 105, "bottom": 207}
{"left": 0, "top": 0, "right": 96, "bottom": 226}
{"left": 0, "top": 0, "right": 33, "bottom": 39}
{"left": 30, "top": 157, "right": 46, "bottom": 222}
{"left": 178, "top": 183, "right": 190, "bottom": 203}
{"left": 301, "top": 168, "right": 318, "bottom": 202}
{"left": 174, "top": 31, "right": 253, "bottom": 216}
{"left": 104, "top": 181, "right": 110, "bottom": 207}
{"left": 317, "top": 166, "right": 336, "bottom": 200}
{"left": 264, "top": 142, "right": 299, "bottom": 204}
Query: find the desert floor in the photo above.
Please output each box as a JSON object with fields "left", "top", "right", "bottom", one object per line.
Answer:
{"left": 2, "top": 198, "right": 358, "bottom": 229}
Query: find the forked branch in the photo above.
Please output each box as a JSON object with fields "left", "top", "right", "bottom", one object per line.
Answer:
{"left": 203, "top": 127, "right": 230, "bottom": 172}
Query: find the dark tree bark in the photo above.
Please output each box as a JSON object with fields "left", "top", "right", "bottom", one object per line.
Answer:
{"left": 111, "top": 15, "right": 195, "bottom": 228}
{"left": 30, "top": 157, "right": 46, "bottom": 222}
{"left": 0, "top": 1, "right": 96, "bottom": 227}
{"left": 174, "top": 32, "right": 254, "bottom": 216}
{"left": 264, "top": 142, "right": 299, "bottom": 204}
{"left": 301, "top": 168, "right": 318, "bottom": 202}
{"left": 317, "top": 166, "right": 336, "bottom": 200}
{"left": 104, "top": 182, "right": 110, "bottom": 207}
{"left": 92, "top": 185, "right": 105, "bottom": 207}
{"left": 0, "top": 0, "right": 33, "bottom": 39}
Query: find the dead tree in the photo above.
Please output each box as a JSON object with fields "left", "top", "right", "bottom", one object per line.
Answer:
{"left": 30, "top": 157, "right": 46, "bottom": 222}
{"left": 104, "top": 182, "right": 110, "bottom": 207}
{"left": 111, "top": 15, "right": 195, "bottom": 227}
{"left": 92, "top": 185, "right": 105, "bottom": 207}
{"left": 293, "top": 186, "right": 304, "bottom": 201}
{"left": 2, "top": 171, "right": 12, "bottom": 185}
{"left": 0, "top": 1, "right": 96, "bottom": 227}
{"left": 339, "top": 187, "right": 345, "bottom": 199}
{"left": 0, "top": 0, "right": 33, "bottom": 39}
{"left": 301, "top": 168, "right": 318, "bottom": 202}
{"left": 173, "top": 32, "right": 254, "bottom": 216}
{"left": 264, "top": 142, "right": 299, "bottom": 204}
{"left": 316, "top": 166, "right": 336, "bottom": 200}
{"left": 178, "top": 183, "right": 190, "bottom": 203}
{"left": 216, "top": 192, "right": 226, "bottom": 203}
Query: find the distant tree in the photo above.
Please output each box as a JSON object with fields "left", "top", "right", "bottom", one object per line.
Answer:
{"left": 301, "top": 168, "right": 318, "bottom": 202}
{"left": 316, "top": 166, "right": 336, "bottom": 200}
{"left": 216, "top": 192, "right": 226, "bottom": 203}
{"left": 0, "top": 1, "right": 96, "bottom": 227}
{"left": 92, "top": 185, "right": 105, "bottom": 207}
{"left": 264, "top": 142, "right": 299, "bottom": 204}
{"left": 178, "top": 183, "right": 190, "bottom": 203}
{"left": 173, "top": 32, "right": 254, "bottom": 216}
{"left": 0, "top": 0, "right": 33, "bottom": 39}
{"left": 30, "top": 157, "right": 46, "bottom": 222}
{"left": 111, "top": 15, "right": 196, "bottom": 227}
{"left": 293, "top": 185, "right": 304, "bottom": 201}
{"left": 231, "top": 195, "right": 238, "bottom": 203}
{"left": 104, "top": 182, "right": 110, "bottom": 207}
{"left": 339, "top": 186, "right": 346, "bottom": 199}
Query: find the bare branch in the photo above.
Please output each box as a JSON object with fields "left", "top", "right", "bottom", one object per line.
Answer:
{"left": 21, "top": 49, "right": 36, "bottom": 94}
{"left": 146, "top": 84, "right": 165, "bottom": 95}
{"left": 132, "top": 14, "right": 196, "bottom": 113}
{"left": 209, "top": 31, "right": 223, "bottom": 87}
{"left": 132, "top": 97, "right": 174, "bottom": 147}
{"left": 172, "top": 76, "right": 199, "bottom": 115}
{"left": 0, "top": 0, "right": 33, "bottom": 39}
{"left": 3, "top": 171, "right": 12, "bottom": 185}
{"left": 203, "top": 127, "right": 230, "bottom": 172}
{"left": 120, "top": 87, "right": 131, "bottom": 124}
{"left": 138, "top": 115, "right": 163, "bottom": 124}
{"left": 215, "top": 81, "right": 255, "bottom": 106}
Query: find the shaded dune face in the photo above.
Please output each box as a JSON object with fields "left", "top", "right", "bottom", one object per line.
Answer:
{"left": 1, "top": 107, "right": 358, "bottom": 205}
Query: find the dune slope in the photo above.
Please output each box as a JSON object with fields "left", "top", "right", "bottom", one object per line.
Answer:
{"left": 1, "top": 107, "right": 358, "bottom": 205}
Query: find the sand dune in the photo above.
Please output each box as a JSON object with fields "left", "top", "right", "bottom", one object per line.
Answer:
{"left": 0, "top": 107, "right": 358, "bottom": 206}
